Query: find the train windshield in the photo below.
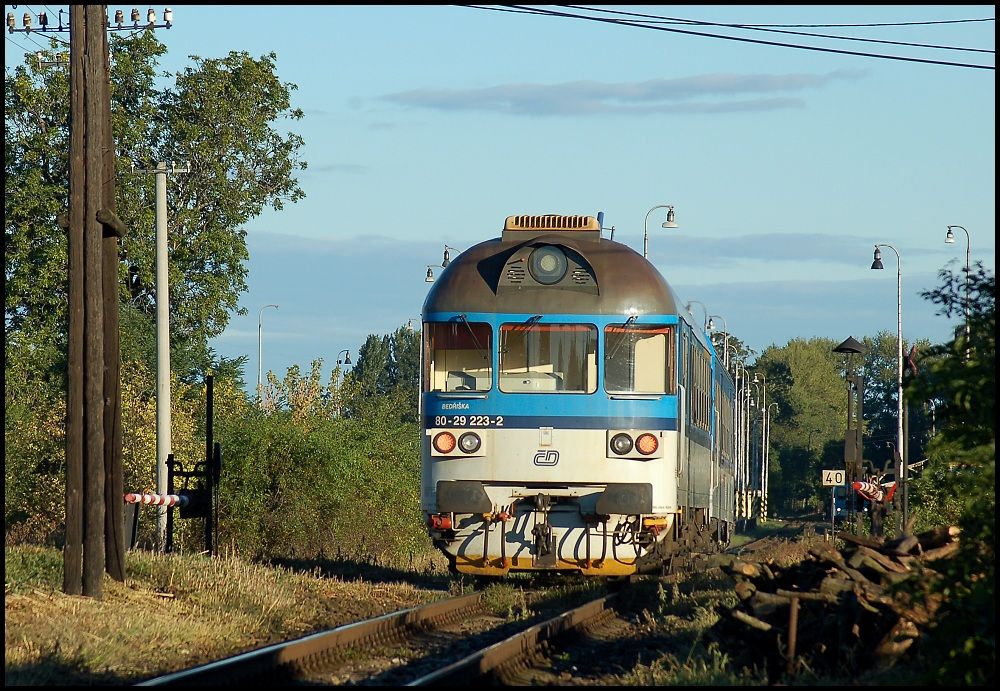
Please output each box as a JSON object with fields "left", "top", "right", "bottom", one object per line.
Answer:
{"left": 499, "top": 323, "right": 597, "bottom": 393}
{"left": 423, "top": 321, "right": 493, "bottom": 392}
{"left": 604, "top": 324, "right": 675, "bottom": 394}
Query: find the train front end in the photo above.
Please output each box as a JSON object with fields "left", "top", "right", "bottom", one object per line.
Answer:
{"left": 420, "top": 214, "right": 692, "bottom": 577}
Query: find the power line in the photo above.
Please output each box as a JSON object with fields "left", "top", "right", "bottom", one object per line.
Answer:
{"left": 559, "top": 7, "right": 995, "bottom": 29}
{"left": 560, "top": 5, "right": 994, "bottom": 54}
{"left": 468, "top": 5, "right": 993, "bottom": 70}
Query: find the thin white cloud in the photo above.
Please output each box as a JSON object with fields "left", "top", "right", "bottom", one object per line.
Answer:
{"left": 311, "top": 163, "right": 370, "bottom": 174}
{"left": 381, "top": 70, "right": 864, "bottom": 116}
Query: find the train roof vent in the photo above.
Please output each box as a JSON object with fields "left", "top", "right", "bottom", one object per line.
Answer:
{"left": 571, "top": 268, "right": 593, "bottom": 285}
{"left": 502, "top": 214, "right": 601, "bottom": 243}
{"left": 504, "top": 215, "right": 599, "bottom": 231}
{"left": 505, "top": 263, "right": 525, "bottom": 284}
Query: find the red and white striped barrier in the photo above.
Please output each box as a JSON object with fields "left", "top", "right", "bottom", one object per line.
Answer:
{"left": 852, "top": 480, "right": 898, "bottom": 503}
{"left": 124, "top": 492, "right": 190, "bottom": 507}
{"left": 852, "top": 481, "right": 884, "bottom": 502}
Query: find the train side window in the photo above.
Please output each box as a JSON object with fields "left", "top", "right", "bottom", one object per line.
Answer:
{"left": 423, "top": 321, "right": 492, "bottom": 392}
{"left": 604, "top": 324, "right": 674, "bottom": 394}
{"left": 499, "top": 323, "right": 597, "bottom": 393}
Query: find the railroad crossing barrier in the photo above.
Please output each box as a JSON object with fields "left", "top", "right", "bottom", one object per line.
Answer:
{"left": 124, "top": 492, "right": 190, "bottom": 507}
{"left": 122, "top": 374, "right": 222, "bottom": 555}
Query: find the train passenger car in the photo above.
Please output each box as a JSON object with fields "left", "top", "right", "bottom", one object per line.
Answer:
{"left": 420, "top": 214, "right": 735, "bottom": 577}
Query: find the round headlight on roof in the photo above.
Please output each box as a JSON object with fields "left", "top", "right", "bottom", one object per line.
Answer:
{"left": 528, "top": 245, "right": 568, "bottom": 285}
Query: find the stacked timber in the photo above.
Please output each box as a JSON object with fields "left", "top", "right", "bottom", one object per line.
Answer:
{"left": 709, "top": 525, "right": 961, "bottom": 681}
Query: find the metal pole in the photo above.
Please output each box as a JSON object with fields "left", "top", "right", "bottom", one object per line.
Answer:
{"left": 643, "top": 204, "right": 672, "bottom": 258}
{"left": 257, "top": 304, "right": 279, "bottom": 402}
{"left": 874, "top": 244, "right": 905, "bottom": 532}
{"left": 708, "top": 314, "right": 729, "bottom": 370}
{"left": 765, "top": 402, "right": 776, "bottom": 522}
{"left": 894, "top": 252, "right": 905, "bottom": 530}
{"left": 754, "top": 373, "right": 767, "bottom": 521}
{"left": 946, "top": 225, "right": 971, "bottom": 358}
{"left": 155, "top": 162, "right": 170, "bottom": 551}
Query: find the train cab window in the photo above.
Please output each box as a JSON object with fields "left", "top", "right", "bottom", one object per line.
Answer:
{"left": 499, "top": 323, "right": 597, "bottom": 393}
{"left": 604, "top": 324, "right": 675, "bottom": 394}
{"left": 423, "top": 321, "right": 492, "bottom": 392}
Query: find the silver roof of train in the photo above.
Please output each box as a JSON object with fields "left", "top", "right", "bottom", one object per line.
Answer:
{"left": 422, "top": 232, "right": 683, "bottom": 316}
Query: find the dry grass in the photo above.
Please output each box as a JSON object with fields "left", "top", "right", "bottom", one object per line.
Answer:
{"left": 5, "top": 545, "right": 451, "bottom": 685}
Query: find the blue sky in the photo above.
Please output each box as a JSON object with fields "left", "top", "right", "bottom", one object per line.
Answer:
{"left": 6, "top": 5, "right": 995, "bottom": 387}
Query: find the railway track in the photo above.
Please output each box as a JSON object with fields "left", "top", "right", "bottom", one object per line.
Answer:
{"left": 136, "top": 526, "right": 816, "bottom": 686}
{"left": 136, "top": 583, "right": 623, "bottom": 686}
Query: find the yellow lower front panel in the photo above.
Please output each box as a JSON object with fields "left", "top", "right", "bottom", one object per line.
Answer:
{"left": 454, "top": 555, "right": 640, "bottom": 577}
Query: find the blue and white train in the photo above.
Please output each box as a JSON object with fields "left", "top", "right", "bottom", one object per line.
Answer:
{"left": 420, "top": 214, "right": 735, "bottom": 577}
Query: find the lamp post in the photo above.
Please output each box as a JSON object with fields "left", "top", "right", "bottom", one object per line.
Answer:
{"left": 871, "top": 243, "right": 906, "bottom": 530}
{"left": 257, "top": 304, "right": 279, "bottom": 402}
{"left": 723, "top": 340, "right": 740, "bottom": 375}
{"left": 732, "top": 362, "right": 748, "bottom": 527}
{"left": 765, "top": 402, "right": 778, "bottom": 522}
{"left": 707, "top": 314, "right": 729, "bottom": 369}
{"left": 748, "top": 379, "right": 763, "bottom": 522}
{"left": 336, "top": 349, "right": 351, "bottom": 366}
{"left": 685, "top": 300, "right": 708, "bottom": 331}
{"left": 643, "top": 204, "right": 677, "bottom": 258}
{"left": 945, "top": 225, "right": 971, "bottom": 353}
{"left": 425, "top": 265, "right": 437, "bottom": 283}
{"left": 753, "top": 372, "right": 767, "bottom": 521}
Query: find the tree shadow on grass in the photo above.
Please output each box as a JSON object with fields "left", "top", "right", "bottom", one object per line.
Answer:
{"left": 265, "top": 554, "right": 455, "bottom": 591}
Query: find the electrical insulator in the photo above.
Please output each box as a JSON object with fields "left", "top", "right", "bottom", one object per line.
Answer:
{"left": 147, "top": 8, "right": 156, "bottom": 23}
{"left": 131, "top": 8, "right": 140, "bottom": 23}
{"left": 6, "top": 13, "right": 15, "bottom": 31}
{"left": 115, "top": 10, "right": 124, "bottom": 25}
{"left": 23, "top": 12, "right": 31, "bottom": 30}
{"left": 164, "top": 8, "right": 173, "bottom": 25}
{"left": 38, "top": 12, "right": 48, "bottom": 28}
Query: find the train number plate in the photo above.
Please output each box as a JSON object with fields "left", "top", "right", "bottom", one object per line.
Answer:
{"left": 431, "top": 415, "right": 504, "bottom": 428}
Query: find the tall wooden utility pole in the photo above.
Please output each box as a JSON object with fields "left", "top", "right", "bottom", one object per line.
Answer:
{"left": 66, "top": 3, "right": 127, "bottom": 598}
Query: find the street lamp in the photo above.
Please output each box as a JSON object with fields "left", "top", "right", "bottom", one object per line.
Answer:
{"left": 707, "top": 314, "right": 729, "bottom": 369}
{"left": 748, "top": 379, "right": 764, "bottom": 521}
{"left": 257, "top": 304, "right": 279, "bottom": 401}
{"left": 870, "top": 243, "right": 906, "bottom": 530}
{"left": 685, "top": 300, "right": 708, "bottom": 331}
{"left": 442, "top": 244, "right": 460, "bottom": 267}
{"left": 753, "top": 372, "right": 767, "bottom": 522}
{"left": 944, "top": 224, "right": 971, "bottom": 352}
{"left": 425, "top": 265, "right": 437, "bottom": 283}
{"left": 336, "top": 349, "right": 351, "bottom": 366}
{"left": 643, "top": 204, "right": 677, "bottom": 258}
{"left": 765, "top": 402, "right": 778, "bottom": 522}
{"left": 732, "top": 362, "right": 749, "bottom": 527}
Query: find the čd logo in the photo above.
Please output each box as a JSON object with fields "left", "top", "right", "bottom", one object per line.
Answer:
{"left": 533, "top": 450, "right": 560, "bottom": 466}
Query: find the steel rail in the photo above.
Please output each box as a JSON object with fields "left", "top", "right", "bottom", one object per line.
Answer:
{"left": 406, "top": 592, "right": 619, "bottom": 685}
{"left": 136, "top": 591, "right": 483, "bottom": 686}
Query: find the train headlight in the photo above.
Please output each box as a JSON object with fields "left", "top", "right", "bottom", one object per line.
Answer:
{"left": 433, "top": 432, "right": 457, "bottom": 454}
{"left": 610, "top": 433, "right": 633, "bottom": 455}
{"left": 458, "top": 432, "right": 481, "bottom": 454}
{"left": 636, "top": 433, "right": 658, "bottom": 455}
{"left": 528, "top": 245, "right": 568, "bottom": 285}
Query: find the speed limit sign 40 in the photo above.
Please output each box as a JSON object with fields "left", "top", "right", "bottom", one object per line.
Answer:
{"left": 822, "top": 469, "right": 846, "bottom": 486}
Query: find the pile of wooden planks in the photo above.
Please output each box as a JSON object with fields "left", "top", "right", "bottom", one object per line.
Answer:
{"left": 709, "top": 525, "right": 961, "bottom": 681}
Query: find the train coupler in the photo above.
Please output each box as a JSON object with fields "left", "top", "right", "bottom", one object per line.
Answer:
{"left": 428, "top": 513, "right": 453, "bottom": 531}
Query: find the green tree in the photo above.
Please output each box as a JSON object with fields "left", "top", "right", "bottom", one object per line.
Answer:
{"left": 345, "top": 325, "right": 421, "bottom": 421}
{"left": 350, "top": 334, "right": 392, "bottom": 399}
{"left": 753, "top": 337, "right": 844, "bottom": 512}
{"left": 904, "top": 263, "right": 994, "bottom": 684}
{"left": 5, "top": 32, "right": 306, "bottom": 385}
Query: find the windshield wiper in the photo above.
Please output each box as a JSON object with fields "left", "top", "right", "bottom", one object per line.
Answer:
{"left": 458, "top": 314, "right": 490, "bottom": 365}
